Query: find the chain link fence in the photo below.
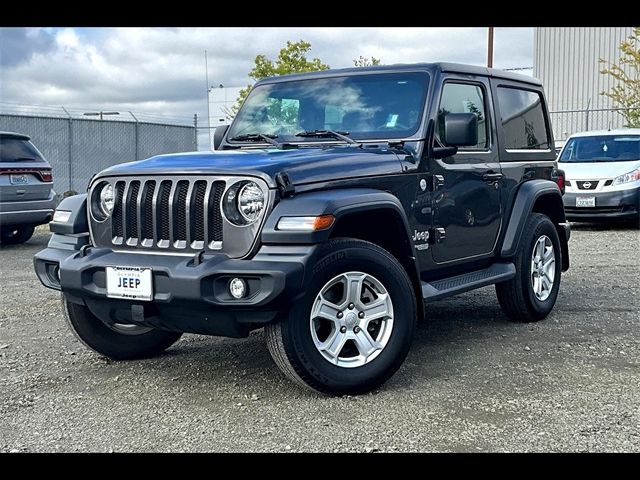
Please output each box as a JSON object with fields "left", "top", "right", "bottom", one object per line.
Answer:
{"left": 549, "top": 107, "right": 639, "bottom": 142}
{"left": 0, "top": 105, "right": 197, "bottom": 199}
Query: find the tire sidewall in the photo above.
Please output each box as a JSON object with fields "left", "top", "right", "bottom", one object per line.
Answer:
{"left": 522, "top": 217, "right": 562, "bottom": 317}
{"left": 280, "top": 241, "right": 416, "bottom": 394}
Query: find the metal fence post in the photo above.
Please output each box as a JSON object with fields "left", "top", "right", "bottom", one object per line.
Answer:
{"left": 585, "top": 98, "right": 591, "bottom": 132}
{"left": 129, "top": 111, "right": 139, "bottom": 160}
{"left": 62, "top": 106, "right": 73, "bottom": 194}
{"left": 194, "top": 113, "right": 198, "bottom": 151}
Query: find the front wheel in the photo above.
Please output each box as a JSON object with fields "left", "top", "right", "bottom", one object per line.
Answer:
{"left": 265, "top": 238, "right": 417, "bottom": 395}
{"left": 62, "top": 294, "right": 183, "bottom": 360}
{"left": 496, "top": 213, "right": 562, "bottom": 322}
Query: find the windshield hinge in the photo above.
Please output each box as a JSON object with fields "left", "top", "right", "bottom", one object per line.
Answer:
{"left": 275, "top": 171, "right": 295, "bottom": 198}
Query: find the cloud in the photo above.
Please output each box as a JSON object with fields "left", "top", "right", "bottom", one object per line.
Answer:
{"left": 0, "top": 27, "right": 56, "bottom": 67}
{"left": 0, "top": 27, "right": 533, "bottom": 149}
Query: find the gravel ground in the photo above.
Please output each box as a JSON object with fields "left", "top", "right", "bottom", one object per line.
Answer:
{"left": 0, "top": 223, "right": 638, "bottom": 452}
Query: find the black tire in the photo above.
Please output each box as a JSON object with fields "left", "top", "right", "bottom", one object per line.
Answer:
{"left": 496, "top": 213, "right": 562, "bottom": 322}
{"left": 1, "top": 224, "right": 35, "bottom": 245}
{"left": 265, "top": 238, "right": 417, "bottom": 396}
{"left": 62, "top": 294, "right": 182, "bottom": 360}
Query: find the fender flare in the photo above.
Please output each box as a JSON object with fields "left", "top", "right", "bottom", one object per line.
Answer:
{"left": 49, "top": 193, "right": 89, "bottom": 235}
{"left": 261, "top": 188, "right": 415, "bottom": 246}
{"left": 500, "top": 180, "right": 570, "bottom": 270}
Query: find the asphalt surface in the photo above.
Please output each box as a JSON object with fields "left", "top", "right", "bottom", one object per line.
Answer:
{"left": 1, "top": 223, "right": 638, "bottom": 452}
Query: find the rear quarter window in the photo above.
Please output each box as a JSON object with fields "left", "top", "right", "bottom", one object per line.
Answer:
{"left": 497, "top": 87, "right": 550, "bottom": 151}
{"left": 0, "top": 138, "right": 45, "bottom": 162}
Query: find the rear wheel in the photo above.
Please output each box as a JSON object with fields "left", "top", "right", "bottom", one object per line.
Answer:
{"left": 1, "top": 224, "right": 35, "bottom": 245}
{"left": 496, "top": 213, "right": 562, "bottom": 322}
{"left": 62, "top": 294, "right": 182, "bottom": 360}
{"left": 265, "top": 238, "right": 416, "bottom": 395}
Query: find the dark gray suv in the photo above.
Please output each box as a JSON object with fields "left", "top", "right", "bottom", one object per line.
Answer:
{"left": 0, "top": 132, "right": 56, "bottom": 245}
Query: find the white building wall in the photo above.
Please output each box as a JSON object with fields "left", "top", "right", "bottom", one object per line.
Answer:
{"left": 533, "top": 27, "right": 635, "bottom": 140}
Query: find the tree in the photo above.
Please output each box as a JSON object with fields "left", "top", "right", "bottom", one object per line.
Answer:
{"left": 353, "top": 56, "right": 381, "bottom": 67}
{"left": 599, "top": 27, "right": 640, "bottom": 128}
{"left": 232, "top": 40, "right": 330, "bottom": 115}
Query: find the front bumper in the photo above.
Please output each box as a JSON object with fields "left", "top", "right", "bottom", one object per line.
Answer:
{"left": 0, "top": 191, "right": 57, "bottom": 226}
{"left": 563, "top": 186, "right": 640, "bottom": 221}
{"left": 34, "top": 240, "right": 317, "bottom": 337}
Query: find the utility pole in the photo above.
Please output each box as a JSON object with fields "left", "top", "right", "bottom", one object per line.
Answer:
{"left": 205, "top": 50, "right": 211, "bottom": 150}
{"left": 487, "top": 27, "right": 494, "bottom": 68}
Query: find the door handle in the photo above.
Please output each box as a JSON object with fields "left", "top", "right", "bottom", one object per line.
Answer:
{"left": 482, "top": 173, "right": 503, "bottom": 182}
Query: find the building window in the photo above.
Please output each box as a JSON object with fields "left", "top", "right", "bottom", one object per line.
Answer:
{"left": 437, "top": 83, "right": 488, "bottom": 150}
{"left": 497, "top": 87, "right": 550, "bottom": 150}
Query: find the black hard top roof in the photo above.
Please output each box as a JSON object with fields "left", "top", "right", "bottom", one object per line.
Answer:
{"left": 0, "top": 131, "right": 31, "bottom": 140}
{"left": 255, "top": 62, "right": 541, "bottom": 87}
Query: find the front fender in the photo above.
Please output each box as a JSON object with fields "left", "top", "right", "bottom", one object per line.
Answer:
{"left": 261, "top": 188, "right": 412, "bottom": 245}
{"left": 49, "top": 193, "right": 89, "bottom": 235}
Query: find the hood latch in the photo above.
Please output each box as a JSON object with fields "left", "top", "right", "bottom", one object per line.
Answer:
{"left": 275, "top": 171, "right": 295, "bottom": 198}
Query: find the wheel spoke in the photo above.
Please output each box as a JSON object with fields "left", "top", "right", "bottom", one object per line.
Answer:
{"left": 541, "top": 275, "right": 551, "bottom": 292}
{"left": 543, "top": 245, "right": 554, "bottom": 263}
{"left": 352, "top": 330, "right": 381, "bottom": 359}
{"left": 319, "top": 329, "right": 348, "bottom": 362}
{"left": 360, "top": 294, "right": 390, "bottom": 321}
{"left": 344, "top": 273, "right": 365, "bottom": 306}
{"left": 313, "top": 295, "right": 342, "bottom": 323}
{"left": 536, "top": 237, "right": 546, "bottom": 260}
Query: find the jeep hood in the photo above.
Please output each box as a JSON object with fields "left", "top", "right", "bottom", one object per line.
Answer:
{"left": 98, "top": 147, "right": 403, "bottom": 188}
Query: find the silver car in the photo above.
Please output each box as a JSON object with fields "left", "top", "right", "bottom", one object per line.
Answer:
{"left": 558, "top": 128, "right": 640, "bottom": 223}
{"left": 0, "top": 132, "right": 56, "bottom": 244}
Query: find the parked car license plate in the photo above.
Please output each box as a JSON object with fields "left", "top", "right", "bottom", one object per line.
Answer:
{"left": 576, "top": 196, "right": 596, "bottom": 208}
{"left": 105, "top": 266, "right": 153, "bottom": 301}
{"left": 10, "top": 174, "right": 29, "bottom": 185}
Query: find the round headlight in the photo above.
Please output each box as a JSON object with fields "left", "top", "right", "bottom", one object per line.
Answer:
{"left": 238, "top": 182, "right": 265, "bottom": 223}
{"left": 99, "top": 184, "right": 115, "bottom": 217}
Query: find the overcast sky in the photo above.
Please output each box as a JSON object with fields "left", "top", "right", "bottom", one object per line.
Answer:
{"left": 0, "top": 27, "right": 534, "bottom": 148}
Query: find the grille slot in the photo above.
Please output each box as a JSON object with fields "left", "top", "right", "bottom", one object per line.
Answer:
{"left": 108, "top": 178, "right": 230, "bottom": 252}
{"left": 112, "top": 182, "right": 125, "bottom": 240}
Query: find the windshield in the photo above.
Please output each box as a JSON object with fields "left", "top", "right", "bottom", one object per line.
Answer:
{"left": 559, "top": 135, "right": 640, "bottom": 163}
{"left": 228, "top": 72, "right": 429, "bottom": 143}
{"left": 0, "top": 137, "right": 45, "bottom": 162}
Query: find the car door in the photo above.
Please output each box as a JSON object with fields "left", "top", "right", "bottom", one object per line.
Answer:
{"left": 428, "top": 77, "right": 503, "bottom": 264}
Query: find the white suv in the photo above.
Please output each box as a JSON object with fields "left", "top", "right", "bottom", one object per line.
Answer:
{"left": 558, "top": 128, "right": 640, "bottom": 223}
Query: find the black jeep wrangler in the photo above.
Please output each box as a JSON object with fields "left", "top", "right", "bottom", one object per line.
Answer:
{"left": 34, "top": 63, "right": 570, "bottom": 395}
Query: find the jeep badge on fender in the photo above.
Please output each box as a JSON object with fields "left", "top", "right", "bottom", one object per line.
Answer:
{"left": 34, "top": 63, "right": 570, "bottom": 395}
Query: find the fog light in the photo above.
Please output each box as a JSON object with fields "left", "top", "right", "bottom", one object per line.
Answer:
{"left": 229, "top": 278, "right": 247, "bottom": 299}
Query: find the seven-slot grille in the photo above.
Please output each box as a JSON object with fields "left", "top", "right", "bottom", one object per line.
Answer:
{"left": 110, "top": 178, "right": 225, "bottom": 251}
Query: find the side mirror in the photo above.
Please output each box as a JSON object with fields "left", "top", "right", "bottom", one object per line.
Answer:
{"left": 443, "top": 113, "right": 478, "bottom": 147}
{"left": 213, "top": 125, "right": 229, "bottom": 150}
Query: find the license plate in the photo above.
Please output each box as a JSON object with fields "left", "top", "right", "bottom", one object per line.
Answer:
{"left": 576, "top": 196, "right": 596, "bottom": 208}
{"left": 105, "top": 266, "right": 153, "bottom": 301}
{"left": 10, "top": 174, "right": 29, "bottom": 185}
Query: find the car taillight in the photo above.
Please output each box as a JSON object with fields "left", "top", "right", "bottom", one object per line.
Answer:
{"left": 552, "top": 169, "right": 565, "bottom": 195}
{"left": 39, "top": 169, "right": 53, "bottom": 182}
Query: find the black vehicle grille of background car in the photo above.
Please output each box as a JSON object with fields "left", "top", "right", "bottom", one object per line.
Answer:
{"left": 565, "top": 206, "right": 624, "bottom": 214}
{"left": 112, "top": 182, "right": 125, "bottom": 238}
{"left": 108, "top": 178, "right": 228, "bottom": 250}
{"left": 157, "top": 180, "right": 172, "bottom": 240}
{"left": 208, "top": 181, "right": 225, "bottom": 242}
{"left": 190, "top": 180, "right": 207, "bottom": 242}
{"left": 604, "top": 179, "right": 613, "bottom": 186}
{"left": 172, "top": 180, "right": 189, "bottom": 242}
{"left": 141, "top": 181, "right": 156, "bottom": 240}
{"left": 125, "top": 181, "right": 140, "bottom": 239}
{"left": 577, "top": 181, "right": 598, "bottom": 190}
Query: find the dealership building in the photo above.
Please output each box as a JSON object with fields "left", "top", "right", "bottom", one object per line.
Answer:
{"left": 533, "top": 27, "right": 636, "bottom": 140}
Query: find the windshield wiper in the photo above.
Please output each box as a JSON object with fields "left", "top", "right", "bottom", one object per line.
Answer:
{"left": 294, "top": 129, "right": 361, "bottom": 146}
{"left": 229, "top": 133, "right": 282, "bottom": 148}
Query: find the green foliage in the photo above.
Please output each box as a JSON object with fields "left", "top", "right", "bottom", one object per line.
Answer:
{"left": 232, "top": 40, "right": 330, "bottom": 115}
{"left": 599, "top": 27, "right": 640, "bottom": 128}
{"left": 353, "top": 56, "right": 381, "bottom": 67}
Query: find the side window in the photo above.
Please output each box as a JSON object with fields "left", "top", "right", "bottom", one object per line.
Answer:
{"left": 497, "top": 87, "right": 550, "bottom": 150}
{"left": 437, "top": 82, "right": 488, "bottom": 150}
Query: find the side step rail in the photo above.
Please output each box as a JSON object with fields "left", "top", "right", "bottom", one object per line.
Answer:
{"left": 422, "top": 263, "right": 516, "bottom": 302}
